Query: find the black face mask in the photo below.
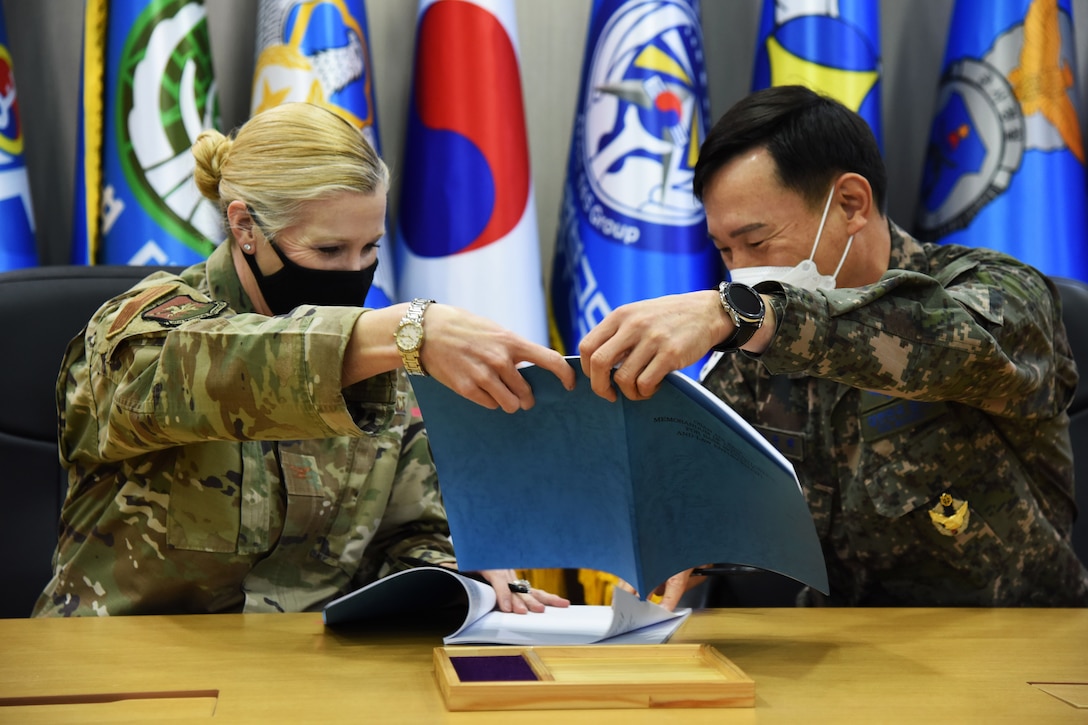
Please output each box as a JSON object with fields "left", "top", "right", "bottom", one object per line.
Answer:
{"left": 243, "top": 237, "right": 377, "bottom": 315}
{"left": 240, "top": 205, "right": 376, "bottom": 313}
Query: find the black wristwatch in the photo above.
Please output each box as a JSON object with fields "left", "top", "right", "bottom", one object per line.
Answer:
{"left": 713, "top": 281, "right": 765, "bottom": 351}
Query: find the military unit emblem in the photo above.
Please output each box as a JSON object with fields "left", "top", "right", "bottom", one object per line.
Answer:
{"left": 916, "top": 58, "right": 1024, "bottom": 240}
{"left": 928, "top": 492, "right": 970, "bottom": 536}
{"left": 251, "top": 0, "right": 377, "bottom": 148}
{"left": 579, "top": 0, "right": 708, "bottom": 246}
{"left": 111, "top": 0, "right": 222, "bottom": 263}
{"left": 917, "top": 0, "right": 1081, "bottom": 242}
{"left": 142, "top": 294, "right": 227, "bottom": 327}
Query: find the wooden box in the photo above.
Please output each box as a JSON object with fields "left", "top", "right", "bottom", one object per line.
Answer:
{"left": 433, "top": 644, "right": 754, "bottom": 711}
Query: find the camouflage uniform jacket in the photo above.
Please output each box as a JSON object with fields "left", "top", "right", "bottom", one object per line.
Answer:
{"left": 703, "top": 221, "right": 1088, "bottom": 606}
{"left": 33, "top": 242, "right": 455, "bottom": 616}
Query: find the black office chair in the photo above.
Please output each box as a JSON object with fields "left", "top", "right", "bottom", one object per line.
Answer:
{"left": 1050, "top": 276, "right": 1088, "bottom": 567}
{"left": 0, "top": 264, "right": 181, "bottom": 618}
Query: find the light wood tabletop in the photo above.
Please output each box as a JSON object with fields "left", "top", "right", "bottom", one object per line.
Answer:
{"left": 1, "top": 607, "right": 1085, "bottom": 723}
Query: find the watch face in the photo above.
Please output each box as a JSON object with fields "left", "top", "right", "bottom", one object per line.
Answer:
{"left": 396, "top": 323, "right": 423, "bottom": 351}
{"left": 727, "top": 283, "right": 764, "bottom": 317}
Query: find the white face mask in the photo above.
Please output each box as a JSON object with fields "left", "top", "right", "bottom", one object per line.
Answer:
{"left": 727, "top": 185, "right": 854, "bottom": 291}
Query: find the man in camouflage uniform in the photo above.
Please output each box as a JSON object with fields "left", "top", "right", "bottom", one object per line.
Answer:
{"left": 32, "top": 243, "right": 461, "bottom": 616}
{"left": 579, "top": 86, "right": 1088, "bottom": 607}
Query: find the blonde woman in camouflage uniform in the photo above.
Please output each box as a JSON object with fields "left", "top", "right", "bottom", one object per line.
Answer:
{"left": 34, "top": 103, "right": 574, "bottom": 616}
{"left": 581, "top": 86, "right": 1088, "bottom": 609}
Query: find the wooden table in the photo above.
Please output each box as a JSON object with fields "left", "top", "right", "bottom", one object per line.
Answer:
{"left": 1, "top": 607, "right": 1085, "bottom": 723}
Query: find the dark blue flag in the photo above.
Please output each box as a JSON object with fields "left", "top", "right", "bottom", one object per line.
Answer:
{"left": 916, "top": 0, "right": 1088, "bottom": 281}
{"left": 550, "top": 0, "right": 719, "bottom": 378}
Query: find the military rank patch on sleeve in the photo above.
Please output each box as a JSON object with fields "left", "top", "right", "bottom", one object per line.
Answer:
{"left": 141, "top": 295, "right": 228, "bottom": 327}
{"left": 107, "top": 283, "right": 180, "bottom": 338}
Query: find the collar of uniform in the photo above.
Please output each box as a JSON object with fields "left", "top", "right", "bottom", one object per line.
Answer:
{"left": 205, "top": 241, "right": 256, "bottom": 313}
{"left": 886, "top": 220, "right": 931, "bottom": 276}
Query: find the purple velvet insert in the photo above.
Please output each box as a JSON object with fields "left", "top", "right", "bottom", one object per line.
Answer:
{"left": 450, "top": 655, "right": 539, "bottom": 682}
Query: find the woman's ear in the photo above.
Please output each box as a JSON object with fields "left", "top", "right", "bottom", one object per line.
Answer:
{"left": 226, "top": 200, "right": 257, "bottom": 252}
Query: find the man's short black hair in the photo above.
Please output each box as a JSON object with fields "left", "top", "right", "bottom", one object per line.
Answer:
{"left": 693, "top": 85, "right": 887, "bottom": 212}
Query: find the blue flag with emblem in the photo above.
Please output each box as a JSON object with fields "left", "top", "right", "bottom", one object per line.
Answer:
{"left": 751, "top": 0, "right": 882, "bottom": 149}
{"left": 550, "top": 0, "right": 719, "bottom": 378}
{"left": 72, "top": 0, "right": 222, "bottom": 266}
{"left": 0, "top": 6, "right": 36, "bottom": 271}
{"left": 251, "top": 0, "right": 395, "bottom": 307}
{"left": 915, "top": 0, "right": 1088, "bottom": 282}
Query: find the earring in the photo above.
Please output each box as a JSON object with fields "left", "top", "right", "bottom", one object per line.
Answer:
{"left": 243, "top": 244, "right": 252, "bottom": 252}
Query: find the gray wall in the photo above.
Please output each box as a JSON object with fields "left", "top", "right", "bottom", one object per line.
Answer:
{"left": 8, "top": 0, "right": 1088, "bottom": 283}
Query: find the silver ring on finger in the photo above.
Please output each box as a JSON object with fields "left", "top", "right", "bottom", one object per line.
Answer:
{"left": 507, "top": 579, "right": 531, "bottom": 594}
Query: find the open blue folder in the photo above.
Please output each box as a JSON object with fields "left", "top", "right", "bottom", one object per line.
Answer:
{"left": 410, "top": 358, "right": 828, "bottom": 598}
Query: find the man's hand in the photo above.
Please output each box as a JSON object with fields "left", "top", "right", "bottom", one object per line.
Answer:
{"left": 578, "top": 291, "right": 727, "bottom": 402}
{"left": 653, "top": 568, "right": 706, "bottom": 611}
{"left": 610, "top": 570, "right": 704, "bottom": 612}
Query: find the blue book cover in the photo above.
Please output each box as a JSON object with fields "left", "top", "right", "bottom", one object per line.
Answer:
{"left": 410, "top": 359, "right": 829, "bottom": 598}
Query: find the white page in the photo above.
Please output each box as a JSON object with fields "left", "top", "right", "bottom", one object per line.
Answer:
{"left": 595, "top": 611, "right": 691, "bottom": 644}
{"left": 444, "top": 589, "right": 689, "bottom": 645}
{"left": 445, "top": 573, "right": 498, "bottom": 640}
{"left": 601, "top": 587, "right": 686, "bottom": 639}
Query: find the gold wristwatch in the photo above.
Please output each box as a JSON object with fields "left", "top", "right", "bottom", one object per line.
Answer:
{"left": 395, "top": 298, "right": 435, "bottom": 376}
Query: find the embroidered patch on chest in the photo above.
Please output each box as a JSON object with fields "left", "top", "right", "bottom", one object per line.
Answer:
{"left": 141, "top": 295, "right": 228, "bottom": 327}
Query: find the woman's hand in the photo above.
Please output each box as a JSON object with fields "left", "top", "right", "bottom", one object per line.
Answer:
{"left": 343, "top": 303, "right": 576, "bottom": 413}
{"left": 421, "top": 305, "right": 576, "bottom": 413}
{"left": 477, "top": 569, "right": 572, "bottom": 613}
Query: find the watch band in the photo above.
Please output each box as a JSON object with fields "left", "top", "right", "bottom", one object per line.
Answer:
{"left": 713, "top": 281, "right": 765, "bottom": 352}
{"left": 396, "top": 298, "right": 434, "bottom": 376}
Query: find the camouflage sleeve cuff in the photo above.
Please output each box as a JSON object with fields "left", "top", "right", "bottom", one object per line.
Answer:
{"left": 297, "top": 305, "right": 370, "bottom": 435}
{"left": 743, "top": 282, "right": 830, "bottom": 374}
{"left": 381, "top": 546, "right": 458, "bottom": 577}
{"left": 751, "top": 278, "right": 912, "bottom": 377}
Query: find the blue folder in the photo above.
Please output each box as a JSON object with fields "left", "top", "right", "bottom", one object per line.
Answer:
{"left": 410, "top": 359, "right": 828, "bottom": 598}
